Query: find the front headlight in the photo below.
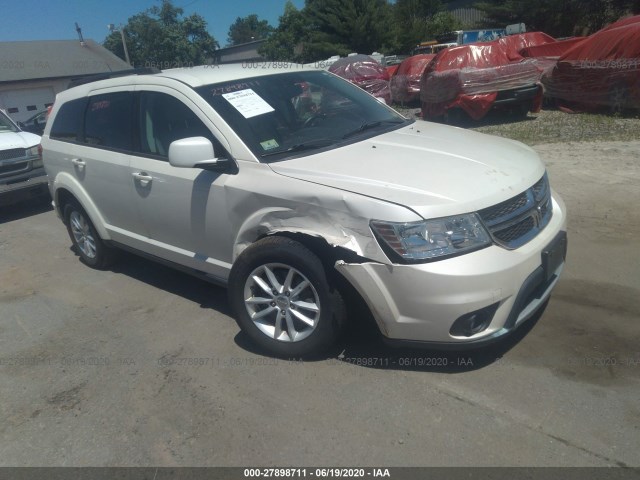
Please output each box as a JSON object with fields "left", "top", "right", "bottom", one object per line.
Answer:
{"left": 28, "top": 145, "right": 43, "bottom": 168}
{"left": 371, "top": 213, "right": 492, "bottom": 262}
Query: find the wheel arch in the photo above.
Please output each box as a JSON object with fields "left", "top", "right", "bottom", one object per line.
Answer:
{"left": 52, "top": 173, "right": 111, "bottom": 240}
{"left": 231, "top": 206, "right": 390, "bottom": 265}
{"left": 253, "top": 231, "right": 381, "bottom": 335}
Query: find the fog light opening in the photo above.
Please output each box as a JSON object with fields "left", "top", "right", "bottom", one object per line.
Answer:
{"left": 450, "top": 303, "right": 500, "bottom": 337}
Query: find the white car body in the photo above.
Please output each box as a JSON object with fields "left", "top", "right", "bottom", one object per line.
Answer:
{"left": 41, "top": 65, "right": 566, "bottom": 351}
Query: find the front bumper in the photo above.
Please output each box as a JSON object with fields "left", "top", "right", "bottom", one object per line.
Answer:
{"left": 336, "top": 192, "right": 567, "bottom": 346}
{"left": 0, "top": 167, "right": 49, "bottom": 206}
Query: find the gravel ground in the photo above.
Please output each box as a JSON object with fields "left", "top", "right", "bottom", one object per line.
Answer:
{"left": 393, "top": 105, "right": 640, "bottom": 146}
{"left": 0, "top": 139, "right": 639, "bottom": 467}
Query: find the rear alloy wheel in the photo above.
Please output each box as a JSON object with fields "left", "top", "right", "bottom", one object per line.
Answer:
{"left": 228, "top": 236, "right": 344, "bottom": 357}
{"left": 64, "top": 201, "right": 116, "bottom": 269}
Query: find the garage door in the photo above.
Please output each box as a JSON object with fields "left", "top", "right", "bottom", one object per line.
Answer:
{"left": 0, "top": 87, "right": 55, "bottom": 123}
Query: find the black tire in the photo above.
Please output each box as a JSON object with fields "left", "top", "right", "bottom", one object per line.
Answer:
{"left": 609, "top": 83, "right": 629, "bottom": 115}
{"left": 443, "top": 108, "right": 466, "bottom": 125}
{"left": 63, "top": 200, "right": 117, "bottom": 269}
{"left": 228, "top": 236, "right": 345, "bottom": 358}
{"left": 505, "top": 102, "right": 530, "bottom": 120}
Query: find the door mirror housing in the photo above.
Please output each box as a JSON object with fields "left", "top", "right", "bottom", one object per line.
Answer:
{"left": 168, "top": 137, "right": 228, "bottom": 169}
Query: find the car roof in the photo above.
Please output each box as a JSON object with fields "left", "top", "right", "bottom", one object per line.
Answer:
{"left": 157, "top": 63, "right": 318, "bottom": 87}
{"left": 65, "top": 63, "right": 319, "bottom": 93}
{"left": 55, "top": 63, "right": 323, "bottom": 104}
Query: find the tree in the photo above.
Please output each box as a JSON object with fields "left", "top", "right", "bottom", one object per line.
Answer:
{"left": 103, "top": 0, "right": 218, "bottom": 68}
{"left": 474, "top": 0, "right": 639, "bottom": 37}
{"left": 227, "top": 14, "right": 273, "bottom": 46}
{"left": 260, "top": 2, "right": 309, "bottom": 61}
{"left": 303, "top": 0, "right": 392, "bottom": 58}
{"left": 389, "top": 0, "right": 445, "bottom": 52}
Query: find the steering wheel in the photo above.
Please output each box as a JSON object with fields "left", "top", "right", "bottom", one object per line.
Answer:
{"left": 303, "top": 113, "right": 326, "bottom": 128}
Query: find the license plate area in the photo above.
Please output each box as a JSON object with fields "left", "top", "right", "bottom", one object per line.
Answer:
{"left": 542, "top": 232, "right": 567, "bottom": 282}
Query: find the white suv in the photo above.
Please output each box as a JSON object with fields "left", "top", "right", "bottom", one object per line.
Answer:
{"left": 41, "top": 65, "right": 567, "bottom": 357}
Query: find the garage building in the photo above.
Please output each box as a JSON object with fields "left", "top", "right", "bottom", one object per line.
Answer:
{"left": 0, "top": 39, "right": 130, "bottom": 122}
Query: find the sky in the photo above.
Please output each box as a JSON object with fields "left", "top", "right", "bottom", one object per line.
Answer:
{"left": 0, "top": 0, "right": 306, "bottom": 46}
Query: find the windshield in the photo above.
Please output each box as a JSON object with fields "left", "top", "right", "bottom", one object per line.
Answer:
{"left": 0, "top": 110, "right": 19, "bottom": 133}
{"left": 196, "top": 70, "right": 411, "bottom": 161}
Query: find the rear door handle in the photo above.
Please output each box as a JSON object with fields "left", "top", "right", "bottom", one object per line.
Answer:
{"left": 132, "top": 171, "right": 153, "bottom": 186}
{"left": 71, "top": 158, "right": 85, "bottom": 170}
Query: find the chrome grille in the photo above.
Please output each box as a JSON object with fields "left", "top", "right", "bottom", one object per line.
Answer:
{"left": 0, "top": 148, "right": 26, "bottom": 161}
{"left": 479, "top": 173, "right": 552, "bottom": 249}
{"left": 0, "top": 161, "right": 30, "bottom": 177}
{"left": 480, "top": 191, "right": 529, "bottom": 223}
{"left": 494, "top": 217, "right": 535, "bottom": 244}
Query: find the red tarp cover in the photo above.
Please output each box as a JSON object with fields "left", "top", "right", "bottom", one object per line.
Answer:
{"left": 497, "top": 32, "right": 556, "bottom": 59}
{"left": 328, "top": 54, "right": 391, "bottom": 103}
{"left": 542, "top": 15, "right": 640, "bottom": 110}
{"left": 520, "top": 37, "right": 586, "bottom": 58}
{"left": 390, "top": 54, "right": 435, "bottom": 103}
{"left": 420, "top": 42, "right": 543, "bottom": 120}
{"left": 386, "top": 64, "right": 400, "bottom": 78}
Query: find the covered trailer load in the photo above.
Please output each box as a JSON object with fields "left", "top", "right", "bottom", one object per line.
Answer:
{"left": 542, "top": 15, "right": 640, "bottom": 113}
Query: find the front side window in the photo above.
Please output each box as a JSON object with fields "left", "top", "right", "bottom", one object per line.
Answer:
{"left": 195, "top": 70, "right": 410, "bottom": 161}
{"left": 138, "top": 91, "right": 220, "bottom": 159}
{"left": 84, "top": 92, "right": 133, "bottom": 151}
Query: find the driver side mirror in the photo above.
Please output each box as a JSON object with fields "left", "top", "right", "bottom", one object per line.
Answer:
{"left": 168, "top": 137, "right": 228, "bottom": 170}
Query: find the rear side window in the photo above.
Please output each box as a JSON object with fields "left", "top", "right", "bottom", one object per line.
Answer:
{"left": 50, "top": 98, "right": 87, "bottom": 142}
{"left": 84, "top": 92, "right": 133, "bottom": 151}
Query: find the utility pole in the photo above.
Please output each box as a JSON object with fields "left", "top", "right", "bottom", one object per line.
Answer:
{"left": 108, "top": 23, "right": 131, "bottom": 66}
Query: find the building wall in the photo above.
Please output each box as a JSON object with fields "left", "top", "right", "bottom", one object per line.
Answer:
{"left": 215, "top": 40, "right": 267, "bottom": 64}
{"left": 450, "top": 7, "right": 486, "bottom": 27}
{"left": 0, "top": 78, "right": 69, "bottom": 122}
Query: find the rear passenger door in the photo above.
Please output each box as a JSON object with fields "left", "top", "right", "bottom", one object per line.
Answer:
{"left": 129, "top": 87, "right": 234, "bottom": 280}
{"left": 48, "top": 90, "right": 141, "bottom": 239}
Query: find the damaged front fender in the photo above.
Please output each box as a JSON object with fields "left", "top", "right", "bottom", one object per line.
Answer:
{"left": 226, "top": 166, "right": 422, "bottom": 264}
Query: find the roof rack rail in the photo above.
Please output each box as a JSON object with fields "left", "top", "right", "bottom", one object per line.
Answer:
{"left": 67, "top": 67, "right": 161, "bottom": 89}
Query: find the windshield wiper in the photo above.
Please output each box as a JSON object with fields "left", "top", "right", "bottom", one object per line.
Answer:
{"left": 260, "top": 140, "right": 334, "bottom": 158}
{"left": 342, "top": 119, "right": 406, "bottom": 139}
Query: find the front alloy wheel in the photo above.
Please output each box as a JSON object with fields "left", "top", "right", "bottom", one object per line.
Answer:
{"left": 244, "top": 263, "right": 321, "bottom": 343}
{"left": 228, "top": 236, "right": 345, "bottom": 357}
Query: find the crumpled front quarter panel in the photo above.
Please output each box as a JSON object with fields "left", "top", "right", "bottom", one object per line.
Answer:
{"left": 226, "top": 161, "right": 421, "bottom": 264}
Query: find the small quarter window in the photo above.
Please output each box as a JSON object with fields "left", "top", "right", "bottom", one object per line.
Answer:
{"left": 50, "top": 98, "right": 87, "bottom": 142}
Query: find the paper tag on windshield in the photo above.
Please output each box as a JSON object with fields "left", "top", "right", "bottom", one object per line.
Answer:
{"left": 222, "top": 89, "right": 274, "bottom": 119}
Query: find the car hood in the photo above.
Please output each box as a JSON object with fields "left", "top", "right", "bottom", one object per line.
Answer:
{"left": 0, "top": 131, "right": 41, "bottom": 149}
{"left": 269, "top": 121, "right": 545, "bottom": 219}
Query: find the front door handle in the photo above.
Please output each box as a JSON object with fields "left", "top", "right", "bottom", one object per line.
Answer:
{"left": 132, "top": 171, "right": 153, "bottom": 186}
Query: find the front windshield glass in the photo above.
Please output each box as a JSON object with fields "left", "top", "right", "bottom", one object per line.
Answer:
{"left": 196, "top": 70, "right": 411, "bottom": 161}
{"left": 0, "top": 110, "right": 19, "bottom": 133}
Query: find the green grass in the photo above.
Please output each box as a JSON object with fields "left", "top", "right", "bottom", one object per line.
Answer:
{"left": 470, "top": 109, "right": 640, "bottom": 145}
{"left": 394, "top": 106, "right": 640, "bottom": 146}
